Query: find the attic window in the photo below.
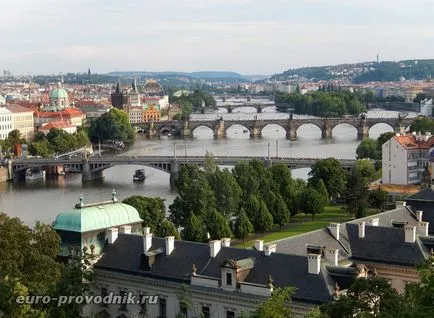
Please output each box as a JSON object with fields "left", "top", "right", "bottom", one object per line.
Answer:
{"left": 391, "top": 220, "right": 407, "bottom": 228}
{"left": 306, "top": 245, "right": 323, "bottom": 255}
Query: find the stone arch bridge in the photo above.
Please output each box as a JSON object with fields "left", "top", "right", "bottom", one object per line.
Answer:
{"left": 136, "top": 116, "right": 414, "bottom": 140}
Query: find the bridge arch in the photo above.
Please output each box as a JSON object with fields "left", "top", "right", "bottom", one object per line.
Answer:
{"left": 190, "top": 124, "right": 215, "bottom": 138}
{"left": 261, "top": 123, "right": 286, "bottom": 137}
{"left": 225, "top": 123, "right": 251, "bottom": 137}
{"left": 225, "top": 105, "right": 259, "bottom": 113}
{"left": 331, "top": 122, "right": 358, "bottom": 139}
{"left": 295, "top": 123, "right": 322, "bottom": 139}
{"left": 368, "top": 122, "right": 395, "bottom": 138}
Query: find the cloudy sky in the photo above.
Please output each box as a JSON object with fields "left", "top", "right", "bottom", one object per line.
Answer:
{"left": 1, "top": 0, "right": 433, "bottom": 75}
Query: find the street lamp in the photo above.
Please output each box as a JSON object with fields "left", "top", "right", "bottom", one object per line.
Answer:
{"left": 267, "top": 142, "right": 270, "bottom": 160}
{"left": 275, "top": 140, "right": 279, "bottom": 158}
{"left": 173, "top": 141, "right": 177, "bottom": 158}
{"left": 184, "top": 139, "right": 187, "bottom": 157}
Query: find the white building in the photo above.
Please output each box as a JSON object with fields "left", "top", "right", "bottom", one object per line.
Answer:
{"left": 0, "top": 107, "right": 13, "bottom": 140}
{"left": 0, "top": 95, "right": 5, "bottom": 105}
{"left": 382, "top": 132, "right": 434, "bottom": 185}
{"left": 420, "top": 98, "right": 433, "bottom": 117}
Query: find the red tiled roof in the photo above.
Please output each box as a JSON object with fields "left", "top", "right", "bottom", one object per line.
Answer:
{"left": 394, "top": 134, "right": 434, "bottom": 150}
{"left": 40, "top": 121, "right": 75, "bottom": 130}
{"left": 4, "top": 104, "right": 35, "bottom": 113}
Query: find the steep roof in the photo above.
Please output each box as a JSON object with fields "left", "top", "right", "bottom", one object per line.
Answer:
{"left": 394, "top": 134, "right": 434, "bottom": 150}
{"left": 95, "top": 235, "right": 335, "bottom": 303}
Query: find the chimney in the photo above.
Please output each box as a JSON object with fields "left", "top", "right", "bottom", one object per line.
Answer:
{"left": 144, "top": 227, "right": 151, "bottom": 235}
{"left": 325, "top": 249, "right": 339, "bottom": 266}
{"left": 255, "top": 240, "right": 264, "bottom": 251}
{"left": 369, "top": 218, "right": 379, "bottom": 227}
{"left": 328, "top": 223, "right": 340, "bottom": 241}
{"left": 107, "top": 228, "right": 118, "bottom": 244}
{"left": 358, "top": 221, "right": 366, "bottom": 238}
{"left": 209, "top": 240, "right": 221, "bottom": 258}
{"left": 165, "top": 236, "right": 175, "bottom": 255}
{"left": 264, "top": 244, "right": 276, "bottom": 256}
{"left": 119, "top": 225, "right": 131, "bottom": 234}
{"left": 308, "top": 254, "right": 321, "bottom": 274}
{"left": 417, "top": 222, "right": 429, "bottom": 237}
{"left": 415, "top": 210, "right": 423, "bottom": 222}
{"left": 221, "top": 237, "right": 231, "bottom": 247}
{"left": 143, "top": 231, "right": 153, "bottom": 253}
{"left": 404, "top": 225, "right": 416, "bottom": 243}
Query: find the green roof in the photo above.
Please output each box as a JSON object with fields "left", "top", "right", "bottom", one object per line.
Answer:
{"left": 53, "top": 201, "right": 143, "bottom": 233}
{"left": 50, "top": 88, "right": 69, "bottom": 99}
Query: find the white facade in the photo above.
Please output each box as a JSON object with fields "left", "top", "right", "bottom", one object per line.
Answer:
{"left": 420, "top": 98, "right": 433, "bottom": 117}
{"left": 0, "top": 108, "right": 13, "bottom": 140}
{"left": 382, "top": 133, "right": 433, "bottom": 185}
{"left": 0, "top": 95, "right": 5, "bottom": 105}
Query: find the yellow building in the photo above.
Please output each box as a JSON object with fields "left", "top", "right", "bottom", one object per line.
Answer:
{"left": 142, "top": 104, "right": 160, "bottom": 122}
{"left": 6, "top": 104, "right": 35, "bottom": 140}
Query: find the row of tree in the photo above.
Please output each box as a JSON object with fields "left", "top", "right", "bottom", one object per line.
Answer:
{"left": 169, "top": 89, "right": 217, "bottom": 117}
{"left": 87, "top": 108, "right": 135, "bottom": 144}
{"left": 275, "top": 90, "right": 367, "bottom": 117}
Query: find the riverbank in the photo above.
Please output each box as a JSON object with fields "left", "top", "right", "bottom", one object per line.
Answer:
{"left": 0, "top": 167, "right": 9, "bottom": 183}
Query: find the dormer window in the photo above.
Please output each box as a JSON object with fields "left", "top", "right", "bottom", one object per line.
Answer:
{"left": 226, "top": 273, "right": 232, "bottom": 286}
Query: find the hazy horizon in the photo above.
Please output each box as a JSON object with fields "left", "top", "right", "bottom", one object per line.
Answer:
{"left": 1, "top": 0, "right": 433, "bottom": 75}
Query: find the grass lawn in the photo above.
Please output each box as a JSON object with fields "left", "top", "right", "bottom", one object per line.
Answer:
{"left": 233, "top": 205, "right": 354, "bottom": 248}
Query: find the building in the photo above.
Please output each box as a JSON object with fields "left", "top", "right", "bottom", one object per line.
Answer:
{"left": 167, "top": 104, "right": 182, "bottom": 120}
{"left": 110, "top": 82, "right": 124, "bottom": 109}
{"left": 5, "top": 104, "right": 35, "bottom": 140}
{"left": 75, "top": 100, "right": 111, "bottom": 123}
{"left": 141, "top": 79, "right": 164, "bottom": 96}
{"left": 0, "top": 95, "right": 5, "bottom": 105}
{"left": 34, "top": 108, "right": 85, "bottom": 128}
{"left": 420, "top": 98, "right": 433, "bottom": 117}
{"left": 49, "top": 82, "right": 70, "bottom": 109}
{"left": 52, "top": 191, "right": 143, "bottom": 259}
{"left": 142, "top": 104, "right": 160, "bottom": 122}
{"left": 39, "top": 121, "right": 77, "bottom": 135}
{"left": 0, "top": 107, "right": 12, "bottom": 140}
{"left": 125, "top": 106, "right": 143, "bottom": 124}
{"left": 382, "top": 133, "right": 434, "bottom": 185}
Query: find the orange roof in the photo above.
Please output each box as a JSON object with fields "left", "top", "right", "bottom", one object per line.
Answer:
{"left": 394, "top": 134, "right": 434, "bottom": 150}
{"left": 40, "top": 121, "right": 75, "bottom": 130}
{"left": 5, "top": 104, "right": 35, "bottom": 113}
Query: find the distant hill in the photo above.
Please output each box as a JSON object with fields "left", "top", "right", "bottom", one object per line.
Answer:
{"left": 275, "top": 59, "right": 434, "bottom": 83}
{"left": 106, "top": 71, "right": 250, "bottom": 81}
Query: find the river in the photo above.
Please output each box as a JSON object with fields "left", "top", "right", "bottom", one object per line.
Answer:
{"left": 0, "top": 108, "right": 417, "bottom": 226}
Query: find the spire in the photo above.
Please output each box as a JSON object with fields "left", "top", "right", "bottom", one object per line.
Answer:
{"left": 115, "top": 80, "right": 120, "bottom": 94}
{"left": 112, "top": 189, "right": 118, "bottom": 202}
{"left": 76, "top": 194, "right": 84, "bottom": 208}
{"left": 132, "top": 77, "right": 138, "bottom": 92}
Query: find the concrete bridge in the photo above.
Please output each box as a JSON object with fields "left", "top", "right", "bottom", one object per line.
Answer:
{"left": 135, "top": 116, "right": 414, "bottom": 140}
{"left": 10, "top": 156, "right": 361, "bottom": 185}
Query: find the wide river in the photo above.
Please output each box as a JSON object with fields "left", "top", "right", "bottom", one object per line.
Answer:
{"left": 0, "top": 108, "right": 417, "bottom": 226}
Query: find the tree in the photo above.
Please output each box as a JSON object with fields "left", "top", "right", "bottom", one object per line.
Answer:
{"left": 204, "top": 208, "right": 232, "bottom": 240}
{"left": 376, "top": 132, "right": 395, "bottom": 149}
{"left": 28, "top": 139, "right": 53, "bottom": 157}
{"left": 344, "top": 170, "right": 369, "bottom": 218}
{"left": 308, "top": 158, "right": 347, "bottom": 200}
{"left": 233, "top": 161, "right": 260, "bottom": 202}
{"left": 300, "top": 188, "right": 325, "bottom": 220}
{"left": 234, "top": 209, "right": 254, "bottom": 243}
{"left": 413, "top": 92, "right": 429, "bottom": 104}
{"left": 268, "top": 191, "right": 290, "bottom": 228}
{"left": 122, "top": 196, "right": 166, "bottom": 233}
{"left": 288, "top": 178, "right": 307, "bottom": 216}
{"left": 409, "top": 117, "right": 434, "bottom": 135}
{"left": 156, "top": 219, "right": 180, "bottom": 239}
{"left": 354, "top": 159, "right": 376, "bottom": 182}
{"left": 203, "top": 151, "right": 217, "bottom": 175}
{"left": 88, "top": 107, "right": 135, "bottom": 144}
{"left": 208, "top": 168, "right": 242, "bottom": 217}
{"left": 251, "top": 287, "right": 295, "bottom": 318}
{"left": 183, "top": 213, "right": 205, "bottom": 242}
{"left": 320, "top": 277, "right": 407, "bottom": 318}
{"left": 246, "top": 196, "right": 273, "bottom": 234}
{"left": 368, "top": 188, "right": 388, "bottom": 212}
{"left": 2, "top": 129, "right": 25, "bottom": 154}
{"left": 356, "top": 138, "right": 379, "bottom": 160}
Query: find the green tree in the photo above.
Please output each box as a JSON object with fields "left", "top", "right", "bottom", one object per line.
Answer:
{"left": 233, "top": 161, "right": 260, "bottom": 202}
{"left": 320, "top": 277, "right": 407, "bottom": 318}
{"left": 413, "top": 92, "right": 429, "bottom": 103}
{"left": 234, "top": 209, "right": 254, "bottom": 243}
{"left": 208, "top": 168, "right": 242, "bottom": 217}
{"left": 344, "top": 169, "right": 369, "bottom": 218}
{"left": 251, "top": 287, "right": 295, "bottom": 318}
{"left": 122, "top": 196, "right": 166, "bottom": 233}
{"left": 356, "top": 138, "right": 379, "bottom": 160}
{"left": 88, "top": 107, "right": 135, "bottom": 144}
{"left": 28, "top": 139, "right": 54, "bottom": 157}
{"left": 354, "top": 159, "right": 376, "bottom": 182}
{"left": 204, "top": 208, "right": 232, "bottom": 240}
{"left": 246, "top": 196, "right": 274, "bottom": 234}
{"left": 203, "top": 151, "right": 217, "bottom": 175}
{"left": 183, "top": 212, "right": 206, "bottom": 242}
{"left": 308, "top": 158, "right": 347, "bottom": 200}
{"left": 368, "top": 188, "right": 388, "bottom": 212}
{"left": 268, "top": 191, "right": 290, "bottom": 228}
{"left": 288, "top": 178, "right": 307, "bottom": 216}
{"left": 300, "top": 188, "right": 325, "bottom": 220}
{"left": 156, "top": 219, "right": 180, "bottom": 239}
{"left": 410, "top": 117, "right": 434, "bottom": 135}
{"left": 2, "top": 129, "right": 25, "bottom": 154}
{"left": 376, "top": 132, "right": 395, "bottom": 149}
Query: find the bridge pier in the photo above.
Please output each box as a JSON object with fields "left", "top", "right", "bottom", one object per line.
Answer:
{"left": 357, "top": 125, "right": 369, "bottom": 140}
{"left": 180, "top": 120, "right": 192, "bottom": 138}
{"left": 169, "top": 159, "right": 179, "bottom": 190}
{"left": 256, "top": 106, "right": 262, "bottom": 113}
{"left": 321, "top": 125, "right": 332, "bottom": 139}
{"left": 82, "top": 160, "right": 104, "bottom": 182}
{"left": 227, "top": 107, "right": 232, "bottom": 113}
{"left": 214, "top": 119, "right": 226, "bottom": 139}
{"left": 286, "top": 127, "right": 297, "bottom": 141}
{"left": 250, "top": 124, "right": 262, "bottom": 138}
{"left": 146, "top": 122, "right": 158, "bottom": 139}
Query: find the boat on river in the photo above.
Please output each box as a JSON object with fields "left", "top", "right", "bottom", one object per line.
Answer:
{"left": 133, "top": 169, "right": 145, "bottom": 182}
{"left": 25, "top": 169, "right": 46, "bottom": 182}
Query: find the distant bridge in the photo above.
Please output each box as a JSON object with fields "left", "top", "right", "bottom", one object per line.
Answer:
{"left": 215, "top": 103, "right": 275, "bottom": 113}
{"left": 133, "top": 116, "right": 414, "bottom": 140}
{"left": 10, "top": 156, "right": 362, "bottom": 184}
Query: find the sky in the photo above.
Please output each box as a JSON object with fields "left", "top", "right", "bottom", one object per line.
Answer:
{"left": 1, "top": 0, "right": 433, "bottom": 75}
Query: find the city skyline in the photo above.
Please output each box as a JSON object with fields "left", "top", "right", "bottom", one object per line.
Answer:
{"left": 1, "top": 0, "right": 433, "bottom": 75}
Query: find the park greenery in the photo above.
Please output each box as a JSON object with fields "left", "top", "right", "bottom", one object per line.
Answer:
{"left": 169, "top": 89, "right": 217, "bottom": 117}
{"left": 275, "top": 90, "right": 366, "bottom": 117}
{"left": 167, "top": 155, "right": 387, "bottom": 243}
{"left": 408, "top": 117, "right": 434, "bottom": 134}
{"left": 356, "top": 131, "right": 395, "bottom": 160}
{"left": 87, "top": 107, "right": 135, "bottom": 144}
{"left": 0, "top": 213, "right": 92, "bottom": 318}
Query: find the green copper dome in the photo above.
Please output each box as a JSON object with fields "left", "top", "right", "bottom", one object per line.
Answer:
{"left": 50, "top": 88, "right": 68, "bottom": 99}
{"left": 53, "top": 200, "right": 143, "bottom": 233}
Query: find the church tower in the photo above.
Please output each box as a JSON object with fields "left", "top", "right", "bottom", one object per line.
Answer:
{"left": 110, "top": 80, "right": 124, "bottom": 109}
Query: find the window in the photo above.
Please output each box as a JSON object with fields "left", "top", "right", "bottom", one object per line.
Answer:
{"left": 100, "top": 287, "right": 108, "bottom": 307}
{"left": 226, "top": 272, "right": 232, "bottom": 285}
{"left": 119, "top": 291, "right": 127, "bottom": 311}
{"left": 159, "top": 298, "right": 166, "bottom": 318}
{"left": 202, "top": 306, "right": 210, "bottom": 318}
{"left": 227, "top": 311, "right": 235, "bottom": 318}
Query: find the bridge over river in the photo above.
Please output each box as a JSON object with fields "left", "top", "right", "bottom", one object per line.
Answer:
{"left": 9, "top": 156, "right": 362, "bottom": 185}
{"left": 134, "top": 115, "right": 414, "bottom": 140}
